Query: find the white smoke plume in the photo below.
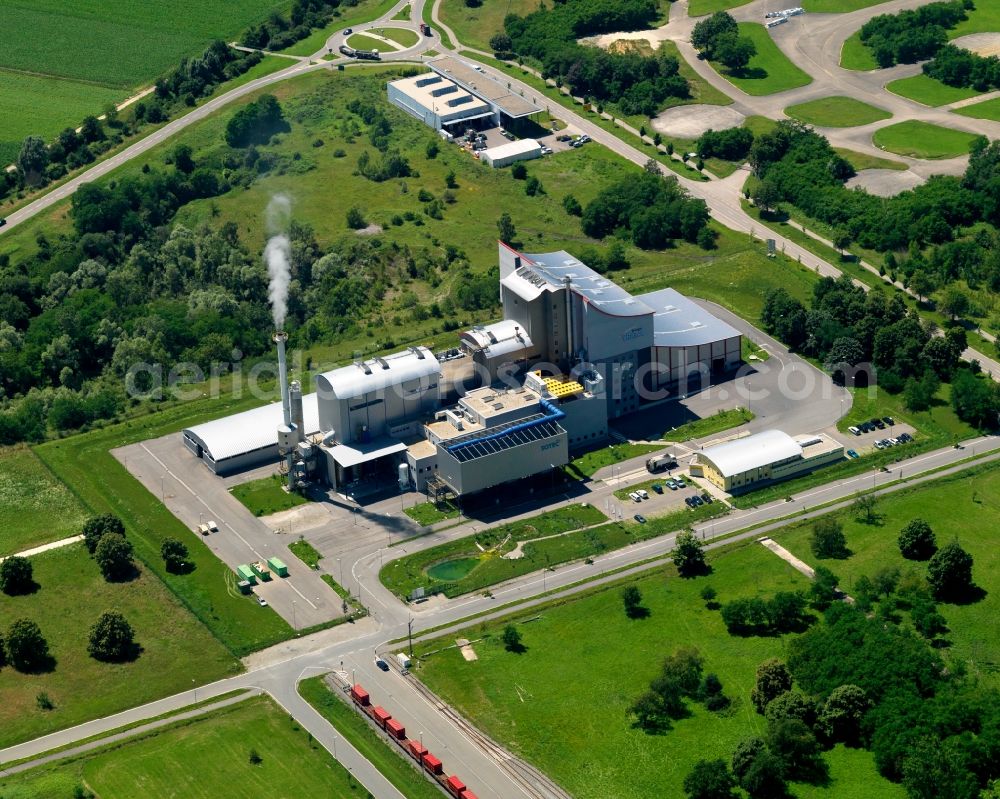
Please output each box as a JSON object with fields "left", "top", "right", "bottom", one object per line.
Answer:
{"left": 264, "top": 194, "right": 292, "bottom": 330}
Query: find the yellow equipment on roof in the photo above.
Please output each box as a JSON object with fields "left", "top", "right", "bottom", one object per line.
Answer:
{"left": 542, "top": 375, "right": 584, "bottom": 398}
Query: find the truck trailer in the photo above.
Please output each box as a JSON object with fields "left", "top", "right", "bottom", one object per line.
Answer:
{"left": 646, "top": 453, "right": 678, "bottom": 473}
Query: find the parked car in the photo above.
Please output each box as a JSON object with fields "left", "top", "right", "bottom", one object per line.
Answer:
{"left": 540, "top": 146, "right": 553, "bottom": 155}
{"left": 666, "top": 480, "right": 678, "bottom": 490}
{"left": 848, "top": 426, "right": 861, "bottom": 436}
{"left": 556, "top": 134, "right": 571, "bottom": 142}
{"left": 634, "top": 514, "right": 647, "bottom": 524}
{"left": 652, "top": 483, "right": 664, "bottom": 494}
{"left": 629, "top": 491, "right": 642, "bottom": 502}
{"left": 256, "top": 595, "right": 268, "bottom": 607}
{"left": 872, "top": 418, "right": 885, "bottom": 429}
{"left": 375, "top": 657, "right": 389, "bottom": 672}
{"left": 343, "top": 28, "right": 353, "bottom": 34}
{"left": 874, "top": 440, "right": 886, "bottom": 450}
{"left": 691, "top": 495, "right": 704, "bottom": 506}
{"left": 684, "top": 496, "right": 696, "bottom": 507}
{"left": 0, "top": 218, "right": 6, "bottom": 227}
{"left": 701, "top": 492, "right": 713, "bottom": 504}
{"left": 898, "top": 432, "right": 912, "bottom": 442}
{"left": 637, "top": 489, "right": 649, "bottom": 500}
{"left": 847, "top": 449, "right": 859, "bottom": 458}
{"left": 882, "top": 416, "right": 894, "bottom": 426}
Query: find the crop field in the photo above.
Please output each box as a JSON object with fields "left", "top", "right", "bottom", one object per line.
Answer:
{"left": 415, "top": 541, "right": 905, "bottom": 799}
{"left": 953, "top": 96, "right": 1000, "bottom": 122}
{"left": 0, "top": 697, "right": 367, "bottom": 799}
{"left": 712, "top": 23, "right": 813, "bottom": 96}
{"left": 839, "top": 31, "right": 878, "bottom": 70}
{"left": 0, "top": 445, "right": 89, "bottom": 554}
{"left": 885, "top": 74, "right": 981, "bottom": 107}
{"left": 785, "top": 96, "right": 891, "bottom": 127}
{"left": 772, "top": 463, "right": 1000, "bottom": 687}
{"left": 0, "top": 543, "right": 235, "bottom": 748}
{"left": 871, "top": 120, "right": 981, "bottom": 159}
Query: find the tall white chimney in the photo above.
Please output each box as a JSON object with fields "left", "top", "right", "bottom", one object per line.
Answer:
{"left": 290, "top": 380, "right": 305, "bottom": 443}
{"left": 273, "top": 331, "right": 291, "bottom": 427}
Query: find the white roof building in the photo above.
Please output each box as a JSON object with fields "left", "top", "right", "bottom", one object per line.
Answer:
{"left": 314, "top": 347, "right": 440, "bottom": 402}
{"left": 699, "top": 430, "right": 802, "bottom": 478}
{"left": 480, "top": 138, "right": 542, "bottom": 168}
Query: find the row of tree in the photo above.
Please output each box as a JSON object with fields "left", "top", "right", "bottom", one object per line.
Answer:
{"left": 858, "top": 0, "right": 970, "bottom": 68}
{"left": 924, "top": 43, "right": 1000, "bottom": 93}
{"left": 242, "top": 0, "right": 346, "bottom": 52}
{"left": 0, "top": 612, "right": 139, "bottom": 676}
{"left": 502, "top": 0, "right": 691, "bottom": 116}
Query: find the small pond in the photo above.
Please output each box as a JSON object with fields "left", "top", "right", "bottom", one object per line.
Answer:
{"left": 426, "top": 557, "right": 480, "bottom": 582}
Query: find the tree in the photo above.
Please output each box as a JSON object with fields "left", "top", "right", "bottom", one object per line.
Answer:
{"left": 765, "top": 690, "right": 815, "bottom": 727}
{"left": 731, "top": 737, "right": 766, "bottom": 784}
{"left": 80, "top": 115, "right": 104, "bottom": 143}
{"left": 817, "top": 684, "right": 870, "bottom": 744}
{"left": 425, "top": 139, "right": 439, "bottom": 159}
{"left": 717, "top": 33, "right": 756, "bottom": 72}
{"left": 898, "top": 518, "right": 937, "bottom": 560}
{"left": 810, "top": 517, "right": 848, "bottom": 559}
{"left": 524, "top": 175, "right": 542, "bottom": 196}
{"left": 751, "top": 659, "right": 791, "bottom": 714}
{"left": 767, "top": 717, "right": 824, "bottom": 782}
{"left": 851, "top": 492, "right": 878, "bottom": 524}
{"left": 17, "top": 135, "right": 49, "bottom": 186}
{"left": 833, "top": 229, "right": 853, "bottom": 256}
{"left": 445, "top": 170, "right": 457, "bottom": 189}
{"left": 0, "top": 555, "right": 34, "bottom": 595}
{"left": 83, "top": 514, "right": 125, "bottom": 554}
{"left": 810, "top": 565, "right": 840, "bottom": 609}
{"left": 497, "top": 212, "right": 516, "bottom": 244}
{"left": 88, "top": 612, "right": 137, "bottom": 662}
{"left": 501, "top": 624, "right": 523, "bottom": 652}
{"left": 6, "top": 619, "right": 50, "bottom": 672}
{"left": 927, "top": 541, "right": 974, "bottom": 600}
{"left": 622, "top": 585, "right": 646, "bottom": 618}
{"left": 904, "top": 370, "right": 940, "bottom": 412}
{"left": 951, "top": 369, "right": 999, "bottom": 428}
{"left": 172, "top": 143, "right": 195, "bottom": 174}
{"left": 672, "top": 530, "right": 708, "bottom": 577}
{"left": 683, "top": 759, "right": 738, "bottom": 799}
{"left": 225, "top": 94, "right": 286, "bottom": 147}
{"left": 939, "top": 286, "right": 970, "bottom": 320}
{"left": 489, "top": 32, "right": 512, "bottom": 53}
{"left": 751, "top": 179, "right": 781, "bottom": 214}
{"left": 94, "top": 533, "right": 135, "bottom": 581}
{"left": 562, "top": 194, "right": 582, "bottom": 216}
{"left": 511, "top": 162, "right": 528, "bottom": 179}
{"left": 345, "top": 206, "right": 366, "bottom": 229}
{"left": 160, "top": 538, "right": 189, "bottom": 573}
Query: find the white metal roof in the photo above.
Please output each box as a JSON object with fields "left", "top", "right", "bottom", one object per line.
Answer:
{"left": 639, "top": 288, "right": 742, "bottom": 347}
{"left": 325, "top": 437, "right": 407, "bottom": 468}
{"left": 483, "top": 138, "right": 541, "bottom": 161}
{"left": 461, "top": 319, "right": 532, "bottom": 357}
{"left": 314, "top": 347, "right": 440, "bottom": 401}
{"left": 699, "top": 429, "right": 802, "bottom": 478}
{"left": 183, "top": 394, "right": 320, "bottom": 463}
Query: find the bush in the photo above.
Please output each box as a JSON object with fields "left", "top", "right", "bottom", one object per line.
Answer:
{"left": 810, "top": 517, "right": 849, "bottom": 559}
{"left": 6, "top": 619, "right": 50, "bottom": 672}
{"left": 751, "top": 658, "right": 791, "bottom": 714}
{"left": 346, "top": 206, "right": 367, "bottom": 229}
{"left": 94, "top": 533, "right": 135, "bottom": 581}
{"left": 511, "top": 162, "right": 528, "bottom": 179}
{"left": 88, "top": 611, "right": 138, "bottom": 662}
{"left": 83, "top": 513, "right": 125, "bottom": 554}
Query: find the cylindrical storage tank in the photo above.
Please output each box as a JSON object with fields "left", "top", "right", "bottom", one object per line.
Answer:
{"left": 277, "top": 425, "right": 296, "bottom": 454}
{"left": 398, "top": 462, "right": 410, "bottom": 489}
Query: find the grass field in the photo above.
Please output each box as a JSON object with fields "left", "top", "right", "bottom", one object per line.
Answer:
{"left": 300, "top": 677, "right": 445, "bottom": 799}
{"left": 230, "top": 474, "right": 309, "bottom": 516}
{"left": 785, "top": 96, "right": 891, "bottom": 127}
{"left": 949, "top": 2, "right": 1000, "bottom": 38}
{"left": 659, "top": 40, "right": 734, "bottom": 107}
{"left": 35, "top": 398, "right": 296, "bottom": 658}
{"left": 393, "top": 4, "right": 412, "bottom": 21}
{"left": 871, "top": 119, "right": 981, "bottom": 159}
{"left": 404, "top": 499, "right": 461, "bottom": 526}
{"left": 664, "top": 407, "right": 754, "bottom": 441}
{"left": 415, "top": 541, "right": 905, "bottom": 799}
{"left": 439, "top": 0, "right": 542, "bottom": 52}
{"left": 281, "top": 0, "right": 400, "bottom": 56}
{"left": 839, "top": 31, "right": 878, "bottom": 71}
{"left": 953, "top": 96, "right": 1000, "bottom": 122}
{"left": 380, "top": 27, "right": 420, "bottom": 48}
{"left": 772, "top": 462, "right": 1000, "bottom": 686}
{"left": 885, "top": 74, "right": 981, "bottom": 107}
{"left": 568, "top": 443, "right": 662, "bottom": 478}
{"left": 0, "top": 543, "right": 236, "bottom": 748}
{"left": 289, "top": 538, "right": 323, "bottom": 569}
{"left": 832, "top": 146, "right": 908, "bottom": 171}
{"left": 711, "top": 23, "right": 813, "bottom": 96}
{"left": 689, "top": 0, "right": 754, "bottom": 15}
{"left": 0, "top": 697, "right": 368, "bottom": 799}
{"left": 804, "top": 0, "right": 890, "bottom": 10}
{"left": 0, "top": 445, "right": 89, "bottom": 554}
{"left": 0, "top": 71, "right": 124, "bottom": 167}
{"left": 346, "top": 32, "right": 398, "bottom": 51}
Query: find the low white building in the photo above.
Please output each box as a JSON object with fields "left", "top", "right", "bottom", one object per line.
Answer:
{"left": 480, "top": 138, "right": 541, "bottom": 168}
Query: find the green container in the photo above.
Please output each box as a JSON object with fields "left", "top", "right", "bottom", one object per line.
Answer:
{"left": 237, "top": 565, "right": 257, "bottom": 584}
{"left": 250, "top": 561, "right": 272, "bottom": 582}
{"left": 267, "top": 557, "right": 288, "bottom": 577}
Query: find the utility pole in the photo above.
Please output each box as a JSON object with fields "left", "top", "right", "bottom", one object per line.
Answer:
{"left": 408, "top": 616, "right": 414, "bottom": 657}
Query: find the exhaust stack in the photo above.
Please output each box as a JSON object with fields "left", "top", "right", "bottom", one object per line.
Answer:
{"left": 273, "top": 331, "right": 291, "bottom": 427}
{"left": 290, "top": 380, "right": 305, "bottom": 444}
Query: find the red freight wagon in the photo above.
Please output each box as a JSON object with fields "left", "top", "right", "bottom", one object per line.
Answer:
{"left": 406, "top": 739, "right": 428, "bottom": 760}
{"left": 446, "top": 775, "right": 467, "bottom": 797}
{"left": 385, "top": 718, "right": 406, "bottom": 739}
{"left": 350, "top": 685, "right": 370, "bottom": 706}
{"left": 461, "top": 792, "right": 479, "bottom": 799}
{"left": 421, "top": 753, "right": 443, "bottom": 775}
{"left": 372, "top": 706, "right": 391, "bottom": 727}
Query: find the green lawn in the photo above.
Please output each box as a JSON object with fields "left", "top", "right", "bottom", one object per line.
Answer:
{"left": 568, "top": 443, "right": 662, "bottom": 478}
{"left": 772, "top": 462, "right": 1000, "bottom": 687}
{"left": 392, "top": 4, "right": 411, "bottom": 21}
{"left": 0, "top": 544, "right": 236, "bottom": 749}
{"left": 0, "top": 445, "right": 89, "bottom": 554}
{"left": 281, "top": 0, "right": 400, "bottom": 56}
{"left": 440, "top": 0, "right": 542, "bottom": 52}
{"left": 885, "top": 74, "right": 981, "bottom": 107}
{"left": 0, "top": 71, "right": 124, "bottom": 167}
{"left": 871, "top": 120, "right": 981, "bottom": 159}
{"left": 953, "top": 96, "right": 1000, "bottom": 122}
{"left": 785, "top": 96, "right": 891, "bottom": 127}
{"left": 35, "top": 398, "right": 296, "bottom": 658}
{"left": 659, "top": 40, "right": 734, "bottom": 107}
{"left": 289, "top": 538, "right": 323, "bottom": 569}
{"left": 949, "top": 2, "right": 1000, "bottom": 38}
{"left": 380, "top": 27, "right": 420, "bottom": 48}
{"left": 804, "top": 0, "right": 892, "bottom": 10}
{"left": 346, "top": 32, "right": 398, "bottom": 51}
{"left": 415, "top": 541, "right": 904, "bottom": 799}
{"left": 230, "top": 474, "right": 309, "bottom": 516}
{"left": 0, "top": 697, "right": 368, "bottom": 799}
{"left": 689, "top": 0, "right": 754, "bottom": 16}
{"left": 300, "top": 677, "right": 445, "bottom": 799}
{"left": 833, "top": 146, "right": 908, "bottom": 171}
{"left": 839, "top": 31, "right": 878, "bottom": 71}
{"left": 711, "top": 23, "right": 813, "bottom": 96}
{"left": 404, "top": 499, "right": 461, "bottom": 526}
{"left": 665, "top": 407, "right": 754, "bottom": 442}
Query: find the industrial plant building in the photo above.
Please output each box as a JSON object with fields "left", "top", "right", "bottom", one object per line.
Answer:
{"left": 691, "top": 429, "right": 844, "bottom": 493}
{"left": 183, "top": 244, "right": 745, "bottom": 498}
{"left": 387, "top": 56, "right": 541, "bottom": 133}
